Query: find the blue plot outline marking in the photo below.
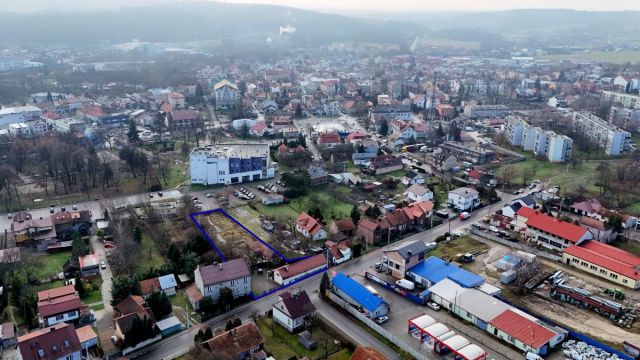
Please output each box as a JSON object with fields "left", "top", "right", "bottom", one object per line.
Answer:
{"left": 190, "top": 208, "right": 327, "bottom": 300}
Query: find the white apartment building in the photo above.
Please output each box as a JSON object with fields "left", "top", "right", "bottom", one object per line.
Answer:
{"left": 0, "top": 105, "right": 42, "bottom": 128}
{"left": 190, "top": 144, "right": 276, "bottom": 185}
{"left": 573, "top": 112, "right": 631, "bottom": 156}
{"left": 505, "top": 115, "right": 572, "bottom": 162}
{"left": 7, "top": 119, "right": 48, "bottom": 138}
{"left": 546, "top": 134, "right": 573, "bottom": 163}
{"left": 602, "top": 90, "right": 640, "bottom": 109}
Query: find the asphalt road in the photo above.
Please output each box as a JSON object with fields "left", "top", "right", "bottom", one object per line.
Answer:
{"left": 131, "top": 190, "right": 518, "bottom": 359}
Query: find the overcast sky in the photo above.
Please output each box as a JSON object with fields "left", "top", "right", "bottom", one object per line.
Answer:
{"left": 3, "top": 0, "right": 640, "bottom": 13}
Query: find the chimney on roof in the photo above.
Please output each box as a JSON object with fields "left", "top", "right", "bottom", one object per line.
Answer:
{"left": 49, "top": 327, "right": 55, "bottom": 332}
{"left": 284, "top": 266, "right": 289, "bottom": 272}
{"left": 219, "top": 263, "right": 223, "bottom": 270}
{"left": 407, "top": 250, "right": 412, "bottom": 257}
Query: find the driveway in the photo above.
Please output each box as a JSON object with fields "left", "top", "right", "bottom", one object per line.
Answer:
{"left": 89, "top": 234, "right": 114, "bottom": 330}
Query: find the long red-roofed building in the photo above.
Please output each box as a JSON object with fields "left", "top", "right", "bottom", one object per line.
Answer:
{"left": 487, "top": 310, "right": 560, "bottom": 355}
{"left": 273, "top": 254, "right": 327, "bottom": 286}
{"left": 563, "top": 240, "right": 640, "bottom": 289}
{"left": 524, "top": 211, "right": 592, "bottom": 251}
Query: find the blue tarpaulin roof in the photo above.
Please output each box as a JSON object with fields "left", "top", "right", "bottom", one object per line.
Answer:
{"left": 332, "top": 273, "right": 386, "bottom": 312}
{"left": 408, "top": 256, "right": 485, "bottom": 288}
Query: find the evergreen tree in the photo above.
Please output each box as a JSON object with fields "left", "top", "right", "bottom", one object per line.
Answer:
{"left": 379, "top": 120, "right": 389, "bottom": 136}
{"left": 436, "top": 122, "right": 445, "bottom": 137}
{"left": 319, "top": 272, "right": 330, "bottom": 296}
{"left": 127, "top": 119, "right": 140, "bottom": 144}
{"left": 295, "top": 103, "right": 303, "bottom": 118}
{"left": 74, "top": 275, "right": 85, "bottom": 297}
{"left": 133, "top": 226, "right": 142, "bottom": 243}
{"left": 219, "top": 287, "right": 234, "bottom": 312}
{"left": 111, "top": 275, "right": 141, "bottom": 305}
{"left": 199, "top": 297, "right": 216, "bottom": 316}
{"left": 350, "top": 205, "right": 361, "bottom": 225}
{"left": 225, "top": 320, "right": 234, "bottom": 331}
{"left": 232, "top": 317, "right": 242, "bottom": 328}
{"left": 147, "top": 291, "right": 173, "bottom": 319}
{"left": 298, "top": 133, "right": 306, "bottom": 147}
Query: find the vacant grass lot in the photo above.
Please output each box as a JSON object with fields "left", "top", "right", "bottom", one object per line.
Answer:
{"left": 541, "top": 51, "right": 640, "bottom": 64}
{"left": 429, "top": 236, "right": 490, "bottom": 259}
{"left": 35, "top": 251, "right": 71, "bottom": 280}
{"left": 256, "top": 318, "right": 352, "bottom": 360}
{"left": 137, "top": 232, "right": 167, "bottom": 276}
{"left": 256, "top": 188, "right": 353, "bottom": 223}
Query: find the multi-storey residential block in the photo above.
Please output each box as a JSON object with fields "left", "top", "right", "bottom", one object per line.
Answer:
{"left": 573, "top": 112, "right": 631, "bottom": 156}
{"left": 505, "top": 116, "right": 572, "bottom": 162}
{"left": 463, "top": 104, "right": 509, "bottom": 119}
{"left": 602, "top": 90, "right": 640, "bottom": 109}
{"left": 189, "top": 144, "right": 276, "bottom": 185}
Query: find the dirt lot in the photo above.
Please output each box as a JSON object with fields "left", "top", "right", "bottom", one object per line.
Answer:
{"left": 523, "top": 287, "right": 640, "bottom": 345}
{"left": 199, "top": 211, "right": 275, "bottom": 259}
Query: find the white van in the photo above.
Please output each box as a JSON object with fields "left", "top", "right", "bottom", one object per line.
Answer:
{"left": 395, "top": 279, "right": 415, "bottom": 291}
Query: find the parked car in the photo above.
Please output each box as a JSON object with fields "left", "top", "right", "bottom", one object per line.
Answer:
{"left": 375, "top": 316, "right": 389, "bottom": 324}
{"left": 72, "top": 205, "right": 78, "bottom": 210}
{"left": 104, "top": 243, "right": 115, "bottom": 249}
{"left": 157, "top": 191, "right": 163, "bottom": 197}
{"left": 435, "top": 210, "right": 449, "bottom": 219}
{"left": 100, "top": 261, "right": 106, "bottom": 269}
{"left": 427, "top": 302, "right": 441, "bottom": 311}
{"left": 206, "top": 192, "right": 214, "bottom": 198}
{"left": 459, "top": 212, "right": 470, "bottom": 220}
{"left": 489, "top": 226, "right": 499, "bottom": 233}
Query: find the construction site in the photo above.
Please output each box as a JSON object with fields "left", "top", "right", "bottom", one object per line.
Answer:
{"left": 486, "top": 249, "right": 640, "bottom": 345}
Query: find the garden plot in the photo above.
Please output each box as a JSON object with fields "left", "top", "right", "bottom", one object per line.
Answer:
{"left": 199, "top": 211, "right": 276, "bottom": 260}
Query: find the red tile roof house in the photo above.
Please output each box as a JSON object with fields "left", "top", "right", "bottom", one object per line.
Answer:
{"left": 273, "top": 254, "right": 327, "bottom": 286}
{"left": 402, "top": 200, "right": 434, "bottom": 227}
{"left": 563, "top": 241, "right": 640, "bottom": 289}
{"left": 356, "top": 217, "right": 385, "bottom": 246}
{"left": 190, "top": 259, "right": 252, "bottom": 310}
{"left": 17, "top": 323, "right": 81, "bottom": 360}
{"left": 204, "top": 321, "right": 264, "bottom": 360}
{"left": 272, "top": 291, "right": 315, "bottom": 333}
{"left": 523, "top": 211, "right": 592, "bottom": 251}
{"left": 325, "top": 239, "right": 352, "bottom": 265}
{"left": 37, "top": 285, "right": 94, "bottom": 328}
{"left": 249, "top": 122, "right": 267, "bottom": 137}
{"left": 113, "top": 295, "right": 156, "bottom": 344}
{"left": 329, "top": 218, "right": 356, "bottom": 237}
{"left": 169, "top": 110, "right": 203, "bottom": 129}
{"left": 317, "top": 132, "right": 342, "bottom": 149}
{"left": 296, "top": 212, "right": 328, "bottom": 241}
{"left": 570, "top": 198, "right": 603, "bottom": 217}
{"left": 487, "top": 310, "right": 563, "bottom": 355}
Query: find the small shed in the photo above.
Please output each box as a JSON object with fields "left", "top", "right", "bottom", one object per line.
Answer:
{"left": 297, "top": 330, "right": 317, "bottom": 350}
{"left": 79, "top": 254, "right": 100, "bottom": 276}
{"left": 156, "top": 316, "right": 183, "bottom": 337}
{"left": 0, "top": 322, "right": 17, "bottom": 349}
{"left": 158, "top": 274, "right": 178, "bottom": 296}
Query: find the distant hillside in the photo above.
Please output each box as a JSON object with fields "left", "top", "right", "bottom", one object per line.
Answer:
{"left": 0, "top": 2, "right": 423, "bottom": 47}
{"left": 362, "top": 9, "right": 640, "bottom": 44}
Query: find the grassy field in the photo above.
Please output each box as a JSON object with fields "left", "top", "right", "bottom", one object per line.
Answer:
{"left": 35, "top": 251, "right": 71, "bottom": 280}
{"left": 430, "top": 236, "right": 490, "bottom": 259}
{"left": 256, "top": 188, "right": 353, "bottom": 222}
{"left": 36, "top": 280, "right": 65, "bottom": 292}
{"left": 624, "top": 202, "right": 640, "bottom": 217}
{"left": 420, "top": 37, "right": 481, "bottom": 50}
{"left": 90, "top": 303, "right": 105, "bottom": 311}
{"left": 256, "top": 318, "right": 352, "bottom": 360}
{"left": 161, "top": 161, "right": 189, "bottom": 189}
{"left": 137, "top": 232, "right": 167, "bottom": 276}
{"left": 82, "top": 278, "right": 103, "bottom": 305}
{"left": 378, "top": 169, "right": 406, "bottom": 178}
{"left": 498, "top": 152, "right": 603, "bottom": 194}
{"left": 541, "top": 51, "right": 640, "bottom": 65}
